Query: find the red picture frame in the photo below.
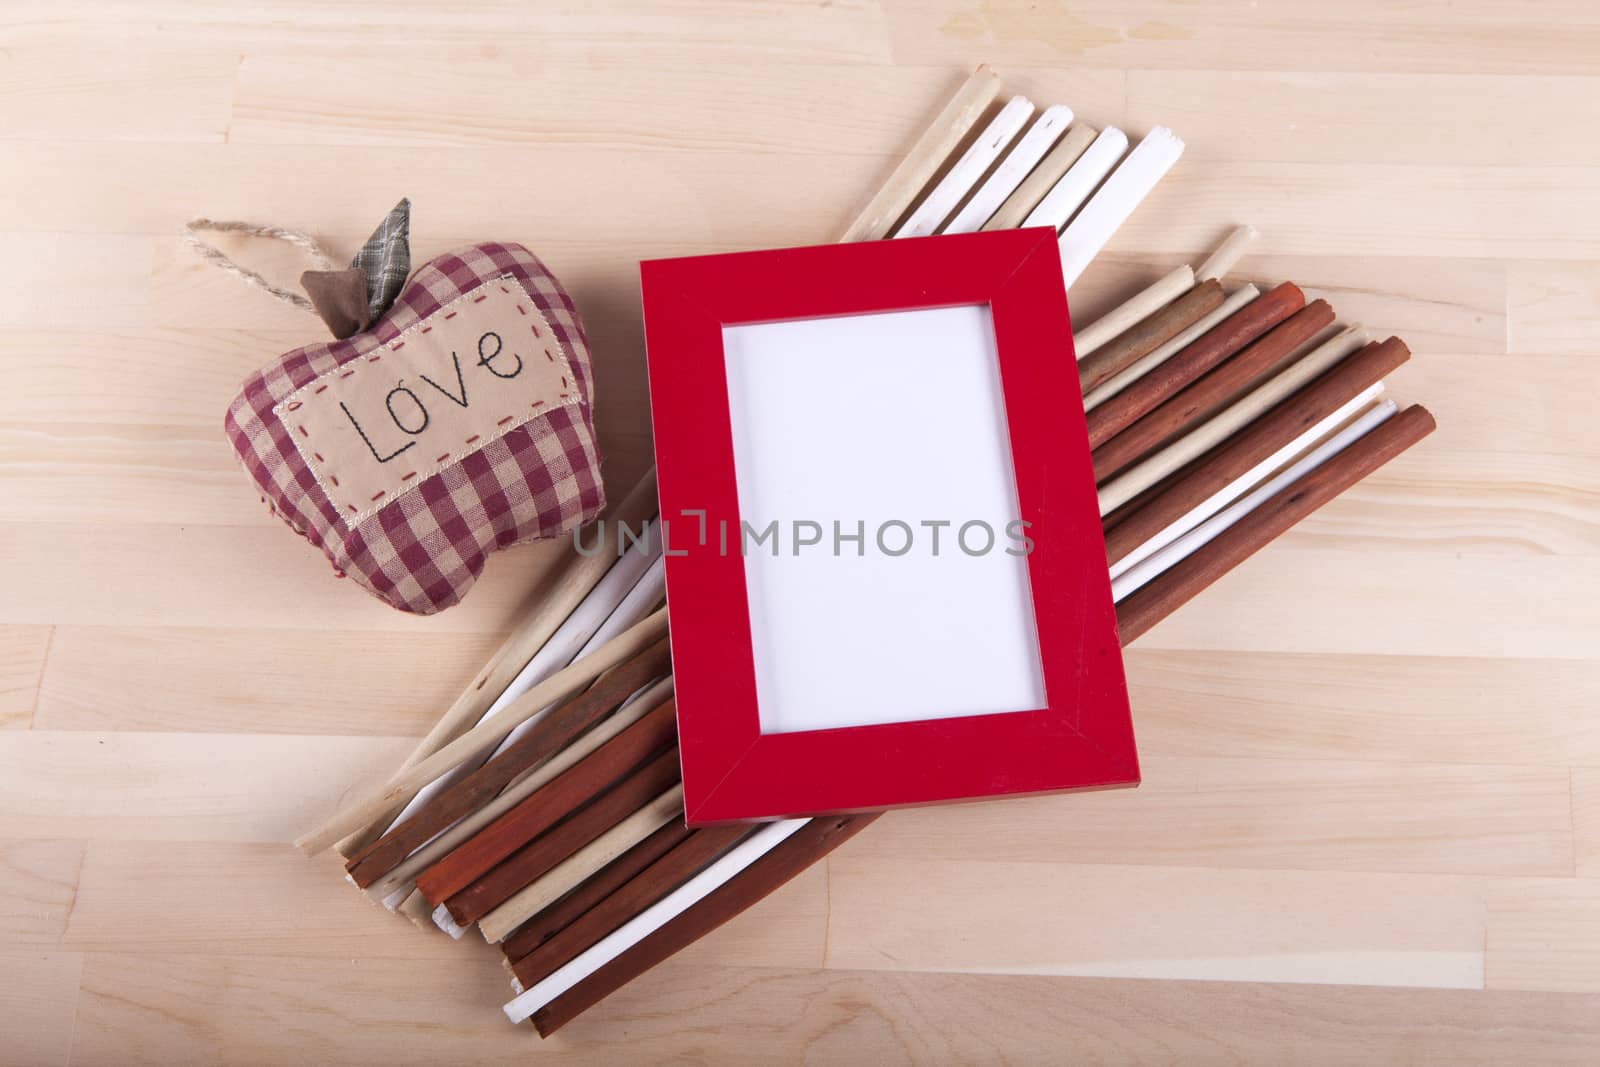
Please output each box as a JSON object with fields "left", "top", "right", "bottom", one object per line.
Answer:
{"left": 641, "top": 227, "right": 1136, "bottom": 824}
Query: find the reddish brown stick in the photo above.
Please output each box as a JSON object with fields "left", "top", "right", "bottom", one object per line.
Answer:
{"left": 1092, "top": 299, "right": 1335, "bottom": 481}
{"left": 1077, "top": 279, "right": 1226, "bottom": 393}
{"left": 444, "top": 746, "right": 684, "bottom": 924}
{"left": 1116, "top": 404, "right": 1436, "bottom": 643}
{"left": 527, "top": 402, "right": 1437, "bottom": 1036}
{"left": 1104, "top": 337, "right": 1411, "bottom": 567}
{"left": 530, "top": 814, "right": 878, "bottom": 1036}
{"left": 499, "top": 818, "right": 694, "bottom": 962}
{"left": 415, "top": 698, "right": 680, "bottom": 906}
{"left": 345, "top": 636, "right": 673, "bottom": 888}
{"left": 1085, "top": 281, "right": 1304, "bottom": 449}
{"left": 509, "top": 823, "right": 751, "bottom": 988}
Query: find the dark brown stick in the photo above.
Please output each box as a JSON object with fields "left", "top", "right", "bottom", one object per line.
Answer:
{"left": 345, "top": 636, "right": 673, "bottom": 888}
{"left": 1078, "top": 279, "right": 1225, "bottom": 394}
{"left": 415, "top": 698, "right": 680, "bottom": 906}
{"left": 509, "top": 823, "right": 751, "bottom": 988}
{"left": 1092, "top": 299, "right": 1335, "bottom": 481}
{"left": 530, "top": 814, "right": 878, "bottom": 1036}
{"left": 1103, "top": 337, "right": 1411, "bottom": 567}
{"left": 444, "top": 746, "right": 684, "bottom": 924}
{"left": 498, "top": 818, "right": 695, "bottom": 962}
{"left": 1085, "top": 281, "right": 1305, "bottom": 449}
{"left": 1115, "top": 404, "right": 1436, "bottom": 643}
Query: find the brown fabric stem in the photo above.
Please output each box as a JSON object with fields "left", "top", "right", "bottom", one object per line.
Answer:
{"left": 1103, "top": 336, "right": 1411, "bottom": 567}
{"left": 300, "top": 267, "right": 374, "bottom": 339}
{"left": 1085, "top": 281, "right": 1305, "bottom": 449}
{"left": 416, "top": 698, "right": 680, "bottom": 906}
{"left": 1091, "top": 298, "right": 1336, "bottom": 481}
{"left": 1114, "top": 404, "right": 1436, "bottom": 643}
{"left": 344, "top": 636, "right": 673, "bottom": 887}
{"left": 1077, "top": 279, "right": 1226, "bottom": 394}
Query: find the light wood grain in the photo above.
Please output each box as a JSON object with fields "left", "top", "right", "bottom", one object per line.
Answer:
{"left": 2, "top": 1, "right": 1598, "bottom": 1059}
{"left": 0, "top": 732, "right": 411, "bottom": 841}
{"left": 48, "top": 957, "right": 1600, "bottom": 1065}
{"left": 827, "top": 855, "right": 1487, "bottom": 988}
{"left": 0, "top": 45, "right": 235, "bottom": 143}
{"left": 72, "top": 952, "right": 227, "bottom": 1067}
{"left": 64, "top": 841, "right": 471, "bottom": 960}
{"left": 0, "top": 951, "right": 84, "bottom": 1067}
{"left": 1508, "top": 260, "right": 1600, "bottom": 354}
{"left": 1137, "top": 551, "right": 1599, "bottom": 658}
{"left": 886, "top": 0, "right": 1600, "bottom": 75}
{"left": 1126, "top": 71, "right": 1600, "bottom": 165}
{"left": 1488, "top": 878, "right": 1600, "bottom": 993}
{"left": 0, "top": 839, "right": 85, "bottom": 945}
{"left": 0, "top": 625, "right": 51, "bottom": 728}
{"left": 1127, "top": 649, "right": 1600, "bottom": 767}
{"left": 860, "top": 756, "right": 1572, "bottom": 876}
{"left": 34, "top": 627, "right": 500, "bottom": 735}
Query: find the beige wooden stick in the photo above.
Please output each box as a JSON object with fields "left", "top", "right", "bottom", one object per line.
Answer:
{"left": 1072, "top": 266, "right": 1195, "bottom": 359}
{"left": 298, "top": 607, "right": 670, "bottom": 856}
{"left": 1097, "top": 323, "right": 1371, "bottom": 514}
{"left": 477, "top": 785, "right": 688, "bottom": 944}
{"left": 335, "top": 469, "right": 659, "bottom": 857}
{"left": 1083, "top": 284, "right": 1261, "bottom": 411}
{"left": 982, "top": 124, "right": 1098, "bottom": 232}
{"left": 1197, "top": 224, "right": 1259, "bottom": 281}
{"left": 840, "top": 66, "right": 1001, "bottom": 243}
{"left": 396, "top": 889, "right": 435, "bottom": 929}
{"left": 368, "top": 675, "right": 677, "bottom": 904}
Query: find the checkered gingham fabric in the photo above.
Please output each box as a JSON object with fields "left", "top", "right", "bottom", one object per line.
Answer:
{"left": 225, "top": 242, "right": 606, "bottom": 615}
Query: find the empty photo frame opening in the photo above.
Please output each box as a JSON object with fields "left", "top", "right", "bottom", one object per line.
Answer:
{"left": 722, "top": 304, "right": 1047, "bottom": 736}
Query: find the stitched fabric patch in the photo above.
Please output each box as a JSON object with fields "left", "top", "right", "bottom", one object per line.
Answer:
{"left": 225, "top": 242, "right": 606, "bottom": 615}
{"left": 275, "top": 281, "right": 579, "bottom": 524}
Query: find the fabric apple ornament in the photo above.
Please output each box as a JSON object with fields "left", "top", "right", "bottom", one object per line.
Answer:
{"left": 204, "top": 201, "right": 605, "bottom": 614}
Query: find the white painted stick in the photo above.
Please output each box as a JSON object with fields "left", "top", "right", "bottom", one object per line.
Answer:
{"left": 477, "top": 784, "right": 688, "bottom": 944}
{"left": 1110, "top": 397, "right": 1398, "bottom": 600}
{"left": 942, "top": 104, "right": 1072, "bottom": 235}
{"left": 894, "top": 95, "right": 1035, "bottom": 238}
{"left": 1071, "top": 265, "right": 1195, "bottom": 359}
{"left": 433, "top": 903, "right": 470, "bottom": 940}
{"left": 1096, "top": 324, "right": 1372, "bottom": 514}
{"left": 296, "top": 606, "right": 670, "bottom": 855}
{"left": 484, "top": 553, "right": 667, "bottom": 764}
{"left": 1197, "top": 224, "right": 1259, "bottom": 281}
{"left": 1058, "top": 126, "right": 1185, "bottom": 288}
{"left": 1083, "top": 284, "right": 1261, "bottom": 411}
{"left": 1021, "top": 126, "right": 1128, "bottom": 232}
{"left": 983, "top": 124, "right": 1098, "bottom": 232}
{"left": 503, "top": 819, "right": 806, "bottom": 1021}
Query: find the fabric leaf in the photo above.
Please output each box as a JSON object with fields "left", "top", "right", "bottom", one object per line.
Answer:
{"left": 352, "top": 198, "right": 411, "bottom": 321}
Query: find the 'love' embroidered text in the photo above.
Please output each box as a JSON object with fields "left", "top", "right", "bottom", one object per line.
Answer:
{"left": 274, "top": 278, "right": 578, "bottom": 522}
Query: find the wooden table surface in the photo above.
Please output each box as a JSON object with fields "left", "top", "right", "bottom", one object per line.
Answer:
{"left": 4, "top": 1, "right": 1600, "bottom": 1063}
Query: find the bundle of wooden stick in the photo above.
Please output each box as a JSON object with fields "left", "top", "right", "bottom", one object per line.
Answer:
{"left": 296, "top": 65, "right": 1436, "bottom": 1035}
